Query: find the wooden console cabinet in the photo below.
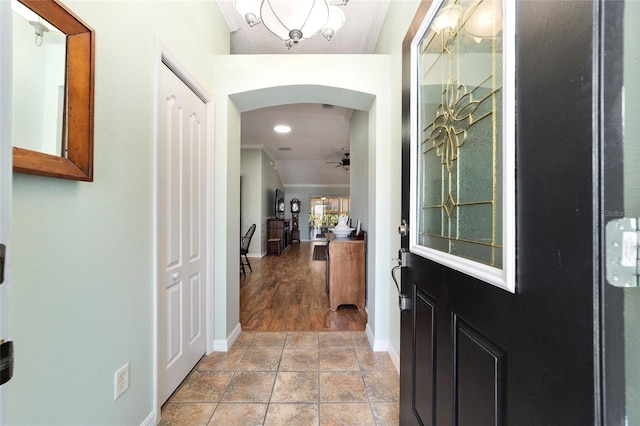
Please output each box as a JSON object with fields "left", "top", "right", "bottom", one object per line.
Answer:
{"left": 267, "top": 218, "right": 291, "bottom": 253}
{"left": 326, "top": 238, "right": 365, "bottom": 311}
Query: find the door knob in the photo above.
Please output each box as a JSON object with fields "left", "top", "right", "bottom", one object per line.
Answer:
{"left": 398, "top": 219, "right": 408, "bottom": 237}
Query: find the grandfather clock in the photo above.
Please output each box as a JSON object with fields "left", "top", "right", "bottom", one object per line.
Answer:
{"left": 290, "top": 198, "right": 301, "bottom": 243}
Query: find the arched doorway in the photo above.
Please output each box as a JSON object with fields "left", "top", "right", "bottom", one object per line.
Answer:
{"left": 211, "top": 55, "right": 401, "bottom": 365}
{"left": 230, "top": 84, "right": 375, "bottom": 331}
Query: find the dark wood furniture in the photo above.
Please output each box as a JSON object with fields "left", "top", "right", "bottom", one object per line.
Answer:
{"left": 326, "top": 236, "right": 365, "bottom": 311}
{"left": 267, "top": 238, "right": 281, "bottom": 256}
{"left": 267, "top": 218, "right": 290, "bottom": 253}
{"left": 291, "top": 213, "right": 300, "bottom": 243}
{"left": 290, "top": 198, "right": 301, "bottom": 243}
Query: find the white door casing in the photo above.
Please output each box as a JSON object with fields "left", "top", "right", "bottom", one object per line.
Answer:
{"left": 0, "top": 0, "right": 12, "bottom": 420}
{"left": 158, "top": 63, "right": 207, "bottom": 405}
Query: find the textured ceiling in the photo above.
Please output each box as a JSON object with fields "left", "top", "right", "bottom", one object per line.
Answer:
{"left": 216, "top": 0, "right": 391, "bottom": 186}
{"left": 241, "top": 104, "right": 353, "bottom": 186}
{"left": 217, "top": 0, "right": 391, "bottom": 55}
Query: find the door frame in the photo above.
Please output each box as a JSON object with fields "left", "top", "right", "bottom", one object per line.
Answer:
{"left": 597, "top": 0, "right": 631, "bottom": 423}
{"left": 0, "top": 0, "right": 12, "bottom": 421}
{"left": 153, "top": 40, "right": 215, "bottom": 419}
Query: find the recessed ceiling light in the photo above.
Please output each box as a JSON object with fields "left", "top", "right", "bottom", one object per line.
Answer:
{"left": 274, "top": 125, "right": 291, "bottom": 133}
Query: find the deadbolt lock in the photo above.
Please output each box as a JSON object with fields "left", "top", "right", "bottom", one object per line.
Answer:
{"left": 398, "top": 219, "right": 408, "bottom": 237}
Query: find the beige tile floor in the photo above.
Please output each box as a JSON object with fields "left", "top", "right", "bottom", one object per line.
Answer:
{"left": 160, "top": 331, "right": 399, "bottom": 425}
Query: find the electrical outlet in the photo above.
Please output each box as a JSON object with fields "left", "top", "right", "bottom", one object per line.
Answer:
{"left": 114, "top": 363, "right": 130, "bottom": 400}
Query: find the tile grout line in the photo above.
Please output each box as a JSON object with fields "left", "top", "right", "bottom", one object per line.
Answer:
{"left": 160, "top": 331, "right": 397, "bottom": 425}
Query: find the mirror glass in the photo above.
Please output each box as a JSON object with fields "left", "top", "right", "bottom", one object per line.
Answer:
{"left": 12, "top": 0, "right": 67, "bottom": 156}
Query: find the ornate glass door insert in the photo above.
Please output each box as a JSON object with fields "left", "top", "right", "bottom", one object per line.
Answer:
{"left": 410, "top": 0, "right": 515, "bottom": 292}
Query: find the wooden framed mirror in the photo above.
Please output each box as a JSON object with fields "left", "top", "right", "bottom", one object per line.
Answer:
{"left": 13, "top": 0, "right": 95, "bottom": 181}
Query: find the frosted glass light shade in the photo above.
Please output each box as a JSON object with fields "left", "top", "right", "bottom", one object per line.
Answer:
{"left": 261, "top": 0, "right": 329, "bottom": 41}
{"left": 464, "top": 0, "right": 502, "bottom": 41}
{"left": 432, "top": 4, "right": 463, "bottom": 33}
{"left": 322, "top": 6, "right": 345, "bottom": 40}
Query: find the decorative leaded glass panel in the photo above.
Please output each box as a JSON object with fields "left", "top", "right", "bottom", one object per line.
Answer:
{"left": 411, "top": 0, "right": 515, "bottom": 291}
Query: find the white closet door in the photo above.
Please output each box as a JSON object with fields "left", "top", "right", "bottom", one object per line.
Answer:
{"left": 158, "top": 63, "right": 206, "bottom": 404}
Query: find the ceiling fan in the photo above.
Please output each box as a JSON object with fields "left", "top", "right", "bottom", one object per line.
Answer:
{"left": 326, "top": 153, "right": 350, "bottom": 171}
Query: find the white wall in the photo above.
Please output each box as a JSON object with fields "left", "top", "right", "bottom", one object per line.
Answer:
{"left": 5, "top": 0, "right": 421, "bottom": 422}
{"left": 348, "top": 108, "right": 372, "bottom": 311}
{"left": 241, "top": 148, "right": 262, "bottom": 256}
{"left": 372, "top": 0, "right": 421, "bottom": 363}
{"left": 240, "top": 147, "right": 285, "bottom": 256}
{"left": 212, "top": 55, "right": 396, "bottom": 349}
{"left": 7, "top": 1, "right": 227, "bottom": 424}
{"left": 349, "top": 109, "right": 369, "bottom": 229}
{"left": 261, "top": 151, "right": 284, "bottom": 251}
{"left": 215, "top": 97, "right": 241, "bottom": 346}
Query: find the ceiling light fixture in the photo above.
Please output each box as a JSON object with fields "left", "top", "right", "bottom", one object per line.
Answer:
{"left": 30, "top": 21, "right": 49, "bottom": 47}
{"left": 12, "top": 0, "right": 62, "bottom": 46}
{"left": 326, "top": 152, "right": 350, "bottom": 171}
{"left": 432, "top": 4, "right": 463, "bottom": 33}
{"left": 274, "top": 124, "right": 291, "bottom": 133}
{"left": 463, "top": 0, "right": 502, "bottom": 43}
{"left": 234, "top": 0, "right": 348, "bottom": 50}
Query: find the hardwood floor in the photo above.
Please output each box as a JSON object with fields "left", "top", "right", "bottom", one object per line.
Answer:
{"left": 240, "top": 241, "right": 368, "bottom": 331}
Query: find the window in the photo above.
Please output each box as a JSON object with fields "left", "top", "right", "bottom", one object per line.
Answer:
{"left": 410, "top": 0, "right": 515, "bottom": 292}
{"left": 308, "top": 196, "right": 350, "bottom": 239}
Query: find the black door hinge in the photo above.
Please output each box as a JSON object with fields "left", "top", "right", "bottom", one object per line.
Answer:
{"left": 0, "top": 243, "right": 5, "bottom": 285}
{"left": 0, "top": 340, "right": 13, "bottom": 386}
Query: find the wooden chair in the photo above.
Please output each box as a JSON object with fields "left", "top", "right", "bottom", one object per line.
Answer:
{"left": 267, "top": 238, "right": 281, "bottom": 256}
{"left": 240, "top": 224, "right": 256, "bottom": 277}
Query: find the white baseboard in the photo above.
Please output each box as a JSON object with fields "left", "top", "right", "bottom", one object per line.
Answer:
{"left": 365, "top": 323, "right": 389, "bottom": 352}
{"left": 213, "top": 322, "right": 242, "bottom": 351}
{"left": 140, "top": 411, "right": 155, "bottom": 426}
{"left": 387, "top": 341, "right": 400, "bottom": 373}
{"left": 365, "top": 323, "right": 399, "bottom": 373}
{"left": 365, "top": 323, "right": 375, "bottom": 348}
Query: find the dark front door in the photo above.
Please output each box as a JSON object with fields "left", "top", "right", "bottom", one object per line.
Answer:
{"left": 400, "top": 1, "right": 598, "bottom": 424}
